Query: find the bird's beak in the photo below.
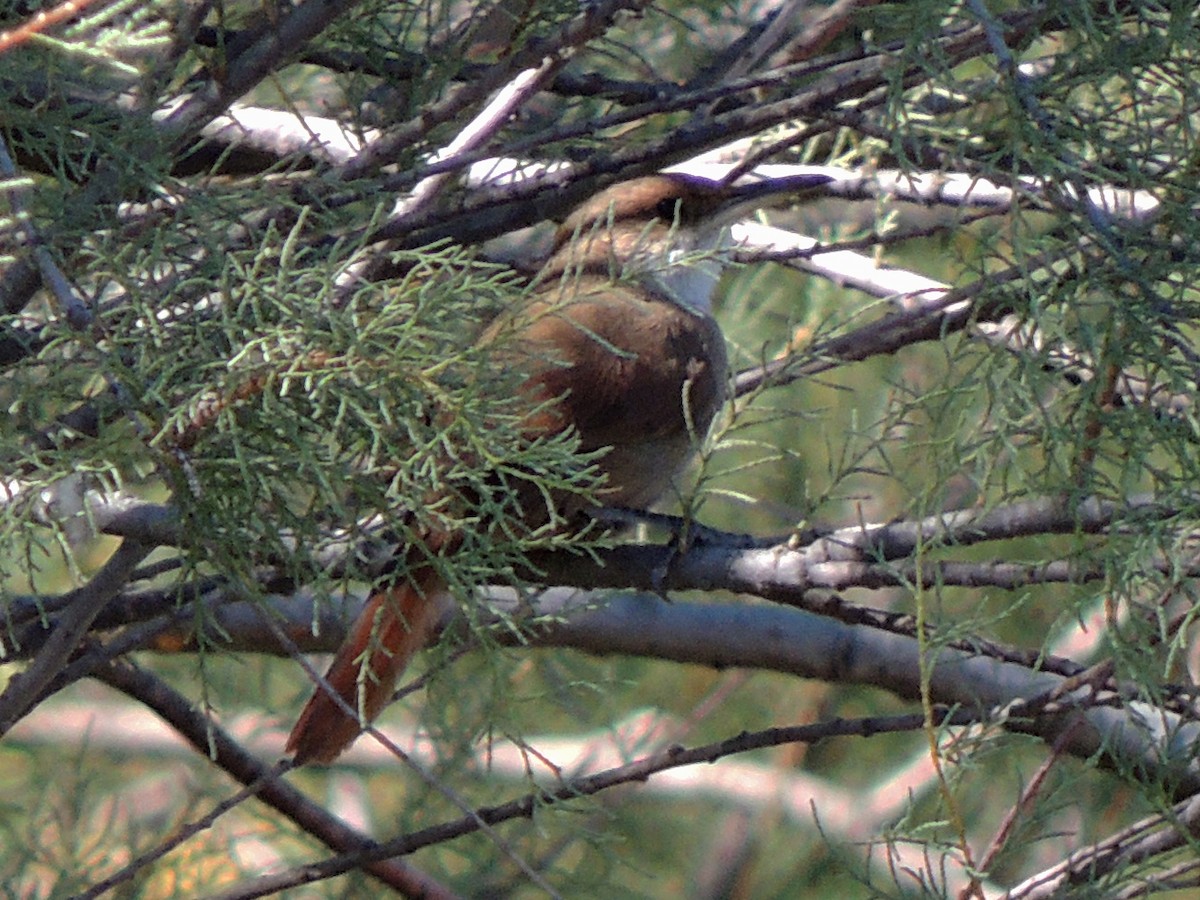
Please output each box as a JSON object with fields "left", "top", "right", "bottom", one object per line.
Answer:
{"left": 665, "top": 161, "right": 834, "bottom": 207}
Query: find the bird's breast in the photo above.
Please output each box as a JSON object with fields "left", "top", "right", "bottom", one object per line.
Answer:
{"left": 489, "top": 275, "right": 728, "bottom": 509}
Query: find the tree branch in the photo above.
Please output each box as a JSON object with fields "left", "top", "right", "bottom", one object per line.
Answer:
{"left": 88, "top": 657, "right": 458, "bottom": 899}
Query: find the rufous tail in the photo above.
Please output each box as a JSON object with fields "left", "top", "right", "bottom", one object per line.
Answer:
{"left": 287, "top": 568, "right": 444, "bottom": 764}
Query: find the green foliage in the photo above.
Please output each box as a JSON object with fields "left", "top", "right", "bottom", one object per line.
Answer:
{"left": 5, "top": 0, "right": 1200, "bottom": 896}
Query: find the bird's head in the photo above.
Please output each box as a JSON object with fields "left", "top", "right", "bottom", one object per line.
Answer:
{"left": 545, "top": 168, "right": 830, "bottom": 315}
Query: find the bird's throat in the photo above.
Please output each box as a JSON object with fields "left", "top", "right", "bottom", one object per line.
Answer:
{"left": 638, "top": 252, "right": 724, "bottom": 317}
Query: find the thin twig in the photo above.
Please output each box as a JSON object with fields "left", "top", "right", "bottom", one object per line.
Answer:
{"left": 335, "top": 0, "right": 652, "bottom": 182}
{"left": 210, "top": 708, "right": 981, "bottom": 899}
{"left": 0, "top": 136, "right": 92, "bottom": 330}
{"left": 969, "top": 719, "right": 1084, "bottom": 888}
{"left": 267, "top": 615, "right": 561, "bottom": 897}
{"left": 0, "top": 0, "right": 106, "bottom": 55}
{"left": 384, "top": 60, "right": 566, "bottom": 233}
{"left": 89, "top": 657, "right": 459, "bottom": 899}
{"left": 0, "top": 539, "right": 151, "bottom": 734}
{"left": 1005, "top": 792, "right": 1200, "bottom": 899}
{"left": 161, "top": 0, "right": 367, "bottom": 147}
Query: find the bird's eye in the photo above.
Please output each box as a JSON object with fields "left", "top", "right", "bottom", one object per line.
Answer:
{"left": 655, "top": 197, "right": 681, "bottom": 221}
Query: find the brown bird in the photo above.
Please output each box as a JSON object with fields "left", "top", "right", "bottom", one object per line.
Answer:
{"left": 286, "top": 170, "right": 822, "bottom": 764}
